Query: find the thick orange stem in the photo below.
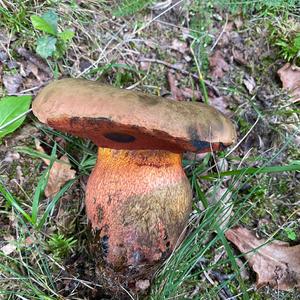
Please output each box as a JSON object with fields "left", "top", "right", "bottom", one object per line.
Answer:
{"left": 85, "top": 148, "right": 192, "bottom": 271}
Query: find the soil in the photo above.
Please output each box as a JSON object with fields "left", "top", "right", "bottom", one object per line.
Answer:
{"left": 0, "top": 2, "right": 299, "bottom": 299}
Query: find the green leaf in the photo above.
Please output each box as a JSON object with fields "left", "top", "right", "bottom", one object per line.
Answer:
{"left": 113, "top": 0, "right": 154, "bottom": 16}
{"left": 31, "top": 15, "right": 57, "bottom": 35}
{"left": 293, "top": 36, "right": 300, "bottom": 49}
{"left": 41, "top": 10, "right": 58, "bottom": 33}
{"left": 285, "top": 228, "right": 297, "bottom": 241}
{"left": 0, "top": 96, "right": 32, "bottom": 139}
{"left": 36, "top": 36, "right": 57, "bottom": 58}
{"left": 58, "top": 29, "right": 74, "bottom": 42}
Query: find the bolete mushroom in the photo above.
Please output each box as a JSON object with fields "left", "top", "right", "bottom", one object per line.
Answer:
{"left": 32, "top": 78, "right": 236, "bottom": 273}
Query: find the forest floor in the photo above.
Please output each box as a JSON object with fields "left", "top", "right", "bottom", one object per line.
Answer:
{"left": 0, "top": 1, "right": 299, "bottom": 299}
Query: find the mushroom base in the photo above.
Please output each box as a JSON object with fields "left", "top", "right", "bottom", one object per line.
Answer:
{"left": 86, "top": 147, "right": 192, "bottom": 273}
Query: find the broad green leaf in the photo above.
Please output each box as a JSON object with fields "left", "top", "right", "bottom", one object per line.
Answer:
{"left": 294, "top": 36, "right": 300, "bottom": 49}
{"left": 58, "top": 29, "right": 74, "bottom": 42}
{"left": 36, "top": 36, "right": 57, "bottom": 58}
{"left": 31, "top": 15, "right": 57, "bottom": 35}
{"left": 41, "top": 10, "right": 58, "bottom": 33}
{"left": 0, "top": 96, "right": 32, "bottom": 139}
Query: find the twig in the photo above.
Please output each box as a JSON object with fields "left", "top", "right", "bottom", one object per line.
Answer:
{"left": 210, "top": 14, "right": 228, "bottom": 52}
{"left": 225, "top": 117, "right": 260, "bottom": 158}
{"left": 138, "top": 58, "right": 220, "bottom": 96}
{"left": 119, "top": 285, "right": 135, "bottom": 300}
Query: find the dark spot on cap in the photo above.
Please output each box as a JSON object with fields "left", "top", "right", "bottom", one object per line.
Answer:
{"left": 192, "top": 139, "right": 211, "bottom": 151}
{"left": 188, "top": 126, "right": 211, "bottom": 151}
{"left": 104, "top": 132, "right": 136, "bottom": 143}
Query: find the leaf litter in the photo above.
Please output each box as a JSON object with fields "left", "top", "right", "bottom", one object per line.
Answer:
{"left": 0, "top": 2, "right": 299, "bottom": 299}
{"left": 226, "top": 226, "right": 300, "bottom": 291}
{"left": 277, "top": 63, "right": 300, "bottom": 103}
{"left": 35, "top": 139, "right": 76, "bottom": 198}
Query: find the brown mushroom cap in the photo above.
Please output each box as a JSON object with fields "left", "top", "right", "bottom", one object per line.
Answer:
{"left": 32, "top": 78, "right": 236, "bottom": 153}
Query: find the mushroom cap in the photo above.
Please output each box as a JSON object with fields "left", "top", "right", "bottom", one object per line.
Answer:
{"left": 32, "top": 78, "right": 236, "bottom": 153}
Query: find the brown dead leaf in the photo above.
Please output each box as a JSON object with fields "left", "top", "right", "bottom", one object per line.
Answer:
{"left": 167, "top": 71, "right": 184, "bottom": 100}
{"left": 35, "top": 139, "right": 76, "bottom": 197}
{"left": 277, "top": 63, "right": 300, "bottom": 103}
{"left": 243, "top": 75, "right": 256, "bottom": 94}
{"left": 3, "top": 73, "right": 23, "bottom": 94}
{"left": 209, "top": 50, "right": 229, "bottom": 79}
{"left": 25, "top": 62, "right": 39, "bottom": 78}
{"left": 232, "top": 48, "right": 247, "bottom": 65}
{"left": 234, "top": 16, "right": 243, "bottom": 29}
{"left": 209, "top": 96, "right": 232, "bottom": 116}
{"left": 170, "top": 39, "right": 188, "bottom": 54}
{"left": 17, "top": 47, "right": 51, "bottom": 76}
{"left": 45, "top": 155, "right": 76, "bottom": 198}
{"left": 225, "top": 226, "right": 300, "bottom": 291}
{"left": 181, "top": 87, "right": 202, "bottom": 100}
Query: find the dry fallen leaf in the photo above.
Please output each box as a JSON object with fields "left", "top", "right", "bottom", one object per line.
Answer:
{"left": 209, "top": 96, "right": 232, "bottom": 116}
{"left": 3, "top": 73, "right": 23, "bottom": 94}
{"left": 232, "top": 48, "right": 247, "bottom": 65}
{"left": 181, "top": 87, "right": 202, "bottom": 100}
{"left": 243, "top": 75, "right": 256, "bottom": 94}
{"left": 234, "top": 16, "right": 243, "bottom": 29}
{"left": 277, "top": 63, "right": 300, "bottom": 103}
{"left": 225, "top": 226, "right": 300, "bottom": 291}
{"left": 167, "top": 71, "right": 184, "bottom": 100}
{"left": 45, "top": 155, "right": 76, "bottom": 197}
{"left": 135, "top": 279, "right": 150, "bottom": 291}
{"left": 1, "top": 242, "right": 16, "bottom": 255}
{"left": 170, "top": 38, "right": 188, "bottom": 54}
{"left": 1, "top": 235, "right": 16, "bottom": 255}
{"left": 209, "top": 50, "right": 230, "bottom": 79}
{"left": 35, "top": 139, "right": 76, "bottom": 198}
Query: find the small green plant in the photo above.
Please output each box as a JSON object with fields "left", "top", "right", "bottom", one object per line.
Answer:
{"left": 113, "top": 0, "right": 154, "bottom": 16}
{"left": 267, "top": 13, "right": 300, "bottom": 64}
{"left": 284, "top": 227, "right": 297, "bottom": 241}
{"left": 90, "top": 63, "right": 143, "bottom": 88}
{"left": 276, "top": 33, "right": 300, "bottom": 63}
{"left": 0, "top": 3, "right": 30, "bottom": 33}
{"left": 31, "top": 10, "right": 74, "bottom": 59}
{"left": 0, "top": 96, "right": 32, "bottom": 141}
{"left": 48, "top": 233, "right": 77, "bottom": 260}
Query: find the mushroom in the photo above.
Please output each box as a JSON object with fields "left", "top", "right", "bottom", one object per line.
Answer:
{"left": 32, "top": 78, "right": 236, "bottom": 273}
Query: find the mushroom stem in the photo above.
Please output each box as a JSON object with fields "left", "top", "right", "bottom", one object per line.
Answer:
{"left": 86, "top": 147, "right": 192, "bottom": 271}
